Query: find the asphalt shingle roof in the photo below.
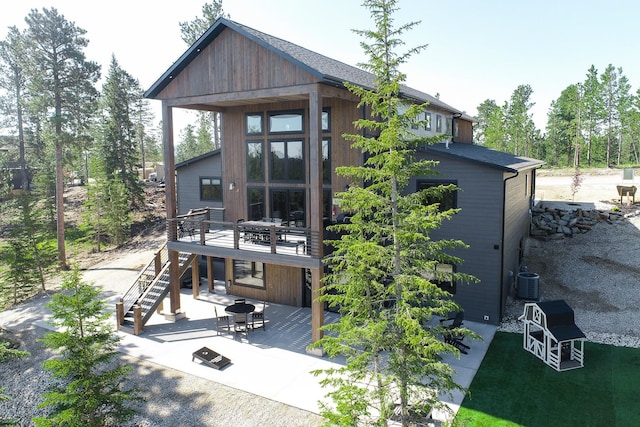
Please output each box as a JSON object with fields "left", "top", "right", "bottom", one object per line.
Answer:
{"left": 426, "top": 142, "right": 545, "bottom": 172}
{"left": 145, "top": 18, "right": 469, "bottom": 118}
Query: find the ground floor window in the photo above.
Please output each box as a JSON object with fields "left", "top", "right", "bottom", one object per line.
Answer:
{"left": 424, "top": 263, "right": 456, "bottom": 295}
{"left": 233, "top": 260, "right": 265, "bottom": 289}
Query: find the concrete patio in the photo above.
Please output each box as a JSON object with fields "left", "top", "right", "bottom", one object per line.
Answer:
{"left": 113, "top": 281, "right": 496, "bottom": 419}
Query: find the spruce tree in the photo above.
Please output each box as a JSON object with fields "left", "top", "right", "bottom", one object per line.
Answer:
{"left": 310, "top": 1, "right": 476, "bottom": 425}
{"left": 34, "top": 267, "right": 139, "bottom": 426}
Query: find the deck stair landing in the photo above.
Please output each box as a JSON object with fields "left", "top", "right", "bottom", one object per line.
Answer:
{"left": 116, "top": 243, "right": 196, "bottom": 335}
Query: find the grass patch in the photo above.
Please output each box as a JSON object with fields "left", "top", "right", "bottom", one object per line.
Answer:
{"left": 456, "top": 332, "right": 640, "bottom": 427}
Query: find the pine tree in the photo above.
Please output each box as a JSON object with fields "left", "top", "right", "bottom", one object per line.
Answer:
{"left": 0, "top": 192, "right": 56, "bottom": 308}
{"left": 34, "top": 267, "right": 139, "bottom": 426}
{"left": 99, "top": 55, "right": 144, "bottom": 206}
{"left": 23, "top": 8, "right": 101, "bottom": 268}
{"left": 310, "top": 1, "right": 476, "bottom": 425}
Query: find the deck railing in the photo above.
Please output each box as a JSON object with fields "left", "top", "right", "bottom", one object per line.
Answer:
{"left": 167, "top": 215, "right": 322, "bottom": 258}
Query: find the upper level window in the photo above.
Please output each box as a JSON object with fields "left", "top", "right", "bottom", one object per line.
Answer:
{"left": 247, "top": 141, "right": 264, "bottom": 181}
{"left": 269, "top": 111, "right": 304, "bottom": 133}
{"left": 270, "top": 140, "right": 304, "bottom": 181}
{"left": 323, "top": 139, "right": 331, "bottom": 183}
{"left": 200, "top": 177, "right": 222, "bottom": 201}
{"left": 435, "top": 115, "right": 442, "bottom": 133}
{"left": 246, "top": 113, "right": 263, "bottom": 135}
{"left": 322, "top": 110, "right": 330, "bottom": 132}
{"left": 424, "top": 112, "right": 432, "bottom": 131}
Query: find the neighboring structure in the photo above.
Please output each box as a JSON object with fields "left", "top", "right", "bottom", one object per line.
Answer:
{"left": 127, "top": 17, "right": 543, "bottom": 342}
{"left": 519, "top": 300, "right": 586, "bottom": 371}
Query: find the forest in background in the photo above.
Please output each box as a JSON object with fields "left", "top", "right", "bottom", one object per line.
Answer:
{"left": 475, "top": 64, "right": 639, "bottom": 169}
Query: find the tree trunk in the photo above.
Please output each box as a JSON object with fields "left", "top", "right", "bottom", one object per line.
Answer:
{"left": 56, "top": 142, "right": 67, "bottom": 269}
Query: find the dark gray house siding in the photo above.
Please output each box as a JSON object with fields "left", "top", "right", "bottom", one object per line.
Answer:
{"left": 413, "top": 143, "right": 543, "bottom": 324}
{"left": 176, "top": 150, "right": 224, "bottom": 221}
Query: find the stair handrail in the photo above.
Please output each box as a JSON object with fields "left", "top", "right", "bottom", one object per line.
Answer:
{"left": 120, "top": 242, "right": 168, "bottom": 315}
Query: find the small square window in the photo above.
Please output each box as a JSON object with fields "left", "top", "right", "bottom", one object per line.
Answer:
{"left": 246, "top": 114, "right": 263, "bottom": 135}
{"left": 200, "top": 177, "right": 222, "bottom": 201}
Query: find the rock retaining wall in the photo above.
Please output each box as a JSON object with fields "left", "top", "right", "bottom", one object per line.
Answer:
{"left": 530, "top": 204, "right": 627, "bottom": 240}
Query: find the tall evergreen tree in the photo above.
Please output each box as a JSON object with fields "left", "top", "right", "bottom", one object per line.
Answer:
{"left": 505, "top": 84, "right": 536, "bottom": 156}
{"left": 582, "top": 65, "right": 603, "bottom": 166}
{"left": 601, "top": 64, "right": 620, "bottom": 168}
{"left": 0, "top": 26, "right": 29, "bottom": 190}
{"left": 310, "top": 1, "right": 475, "bottom": 425}
{"left": 34, "top": 267, "right": 139, "bottom": 426}
{"left": 23, "top": 8, "right": 100, "bottom": 268}
{"left": 99, "top": 55, "right": 143, "bottom": 206}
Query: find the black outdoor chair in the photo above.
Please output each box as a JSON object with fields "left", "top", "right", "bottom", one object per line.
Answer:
{"left": 440, "top": 312, "right": 470, "bottom": 354}
{"left": 214, "top": 306, "right": 231, "bottom": 336}
{"left": 251, "top": 301, "right": 266, "bottom": 331}
{"left": 233, "top": 313, "right": 249, "bottom": 339}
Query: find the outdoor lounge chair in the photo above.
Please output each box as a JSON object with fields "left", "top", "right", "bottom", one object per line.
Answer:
{"left": 440, "top": 312, "right": 470, "bottom": 354}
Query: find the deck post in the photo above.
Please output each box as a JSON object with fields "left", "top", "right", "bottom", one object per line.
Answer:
{"left": 133, "top": 305, "right": 142, "bottom": 335}
{"left": 308, "top": 86, "right": 325, "bottom": 349}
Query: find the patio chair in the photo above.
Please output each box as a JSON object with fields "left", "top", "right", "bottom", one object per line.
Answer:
{"left": 440, "top": 312, "right": 470, "bottom": 354}
{"left": 251, "top": 300, "right": 266, "bottom": 331}
{"left": 233, "top": 313, "right": 249, "bottom": 338}
{"left": 214, "top": 306, "right": 231, "bottom": 335}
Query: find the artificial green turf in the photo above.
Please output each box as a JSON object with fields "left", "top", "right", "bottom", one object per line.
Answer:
{"left": 455, "top": 332, "right": 640, "bottom": 427}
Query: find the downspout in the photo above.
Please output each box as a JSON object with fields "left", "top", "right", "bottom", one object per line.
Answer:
{"left": 498, "top": 170, "right": 519, "bottom": 322}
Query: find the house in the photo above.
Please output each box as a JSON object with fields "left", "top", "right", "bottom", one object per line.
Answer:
{"left": 125, "top": 17, "right": 543, "bottom": 342}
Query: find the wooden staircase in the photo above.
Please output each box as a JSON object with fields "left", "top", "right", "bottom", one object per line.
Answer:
{"left": 116, "top": 244, "right": 196, "bottom": 335}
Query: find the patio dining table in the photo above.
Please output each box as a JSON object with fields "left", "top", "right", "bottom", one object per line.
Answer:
{"left": 225, "top": 302, "right": 256, "bottom": 315}
{"left": 240, "top": 220, "right": 286, "bottom": 243}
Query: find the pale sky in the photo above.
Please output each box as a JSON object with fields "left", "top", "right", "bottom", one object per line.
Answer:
{"left": 1, "top": 0, "right": 639, "bottom": 133}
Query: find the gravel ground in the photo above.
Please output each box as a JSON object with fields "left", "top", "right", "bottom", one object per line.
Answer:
{"left": 499, "top": 205, "right": 640, "bottom": 349}
{"left": 0, "top": 325, "right": 323, "bottom": 426}
{"left": 2, "top": 174, "right": 639, "bottom": 426}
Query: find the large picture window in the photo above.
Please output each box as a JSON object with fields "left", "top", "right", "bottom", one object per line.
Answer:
{"left": 270, "top": 139, "right": 304, "bottom": 181}
{"left": 234, "top": 260, "right": 265, "bottom": 289}
{"left": 200, "top": 177, "right": 222, "bottom": 201}
{"left": 247, "top": 141, "right": 263, "bottom": 181}
{"left": 268, "top": 111, "right": 303, "bottom": 133}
